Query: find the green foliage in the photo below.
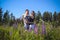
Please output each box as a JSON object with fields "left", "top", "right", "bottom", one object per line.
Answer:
{"left": 43, "top": 11, "right": 51, "bottom": 21}
{"left": 3, "top": 10, "right": 10, "bottom": 24}
{"left": 44, "top": 27, "right": 60, "bottom": 40}
{"left": 0, "top": 27, "right": 10, "bottom": 40}
{"left": 57, "top": 12, "right": 60, "bottom": 26}
{"left": 0, "top": 8, "right": 2, "bottom": 25}
{"left": 53, "top": 11, "right": 57, "bottom": 21}
{"left": 35, "top": 11, "right": 41, "bottom": 22}
{"left": 35, "top": 11, "right": 42, "bottom": 24}
{"left": 0, "top": 22, "right": 60, "bottom": 40}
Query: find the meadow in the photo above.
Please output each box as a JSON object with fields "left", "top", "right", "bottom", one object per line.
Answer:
{"left": 0, "top": 20, "right": 60, "bottom": 40}
{"left": 0, "top": 0, "right": 60, "bottom": 40}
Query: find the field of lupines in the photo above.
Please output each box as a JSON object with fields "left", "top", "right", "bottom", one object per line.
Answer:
{"left": 0, "top": 20, "right": 60, "bottom": 40}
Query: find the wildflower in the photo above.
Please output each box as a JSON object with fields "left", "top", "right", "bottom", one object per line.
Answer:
{"left": 13, "top": 22, "right": 18, "bottom": 29}
{"left": 41, "top": 21, "right": 46, "bottom": 35}
{"left": 34, "top": 24, "right": 38, "bottom": 34}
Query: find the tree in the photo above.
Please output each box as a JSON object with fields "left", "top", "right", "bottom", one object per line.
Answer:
{"left": 35, "top": 11, "right": 41, "bottom": 23}
{"left": 53, "top": 11, "right": 57, "bottom": 21}
{"left": 10, "top": 13, "right": 13, "bottom": 20}
{"left": 50, "top": 12, "right": 52, "bottom": 22}
{"left": 9, "top": 13, "right": 15, "bottom": 26}
{"left": 0, "top": 8, "right": 2, "bottom": 25}
{"left": 57, "top": 12, "right": 60, "bottom": 25}
{"left": 3, "top": 10, "right": 10, "bottom": 24}
{"left": 52, "top": 11, "right": 58, "bottom": 27}
{"left": 43, "top": 11, "right": 50, "bottom": 21}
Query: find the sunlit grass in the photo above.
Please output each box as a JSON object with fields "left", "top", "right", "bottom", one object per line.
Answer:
{"left": 0, "top": 22, "right": 60, "bottom": 40}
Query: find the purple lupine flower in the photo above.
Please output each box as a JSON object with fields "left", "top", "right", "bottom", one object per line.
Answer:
{"left": 34, "top": 24, "right": 38, "bottom": 34}
{"left": 41, "top": 21, "right": 46, "bottom": 35}
{"left": 13, "top": 23, "right": 18, "bottom": 29}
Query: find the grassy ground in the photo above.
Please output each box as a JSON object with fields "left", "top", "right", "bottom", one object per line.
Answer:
{"left": 0, "top": 22, "right": 60, "bottom": 40}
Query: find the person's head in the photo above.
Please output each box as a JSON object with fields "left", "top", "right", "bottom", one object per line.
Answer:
{"left": 25, "top": 9, "right": 29, "bottom": 16}
{"left": 31, "top": 11, "right": 35, "bottom": 17}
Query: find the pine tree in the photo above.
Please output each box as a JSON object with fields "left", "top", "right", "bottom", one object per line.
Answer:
{"left": 0, "top": 8, "right": 2, "bottom": 25}
{"left": 3, "top": 10, "right": 10, "bottom": 24}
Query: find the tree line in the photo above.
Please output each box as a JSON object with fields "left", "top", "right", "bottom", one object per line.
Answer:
{"left": 0, "top": 8, "right": 19, "bottom": 26}
{"left": 0, "top": 8, "right": 60, "bottom": 27}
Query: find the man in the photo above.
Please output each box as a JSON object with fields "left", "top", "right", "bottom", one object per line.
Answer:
{"left": 23, "top": 9, "right": 30, "bottom": 30}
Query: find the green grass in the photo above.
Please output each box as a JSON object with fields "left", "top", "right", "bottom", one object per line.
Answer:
{"left": 0, "top": 22, "right": 60, "bottom": 40}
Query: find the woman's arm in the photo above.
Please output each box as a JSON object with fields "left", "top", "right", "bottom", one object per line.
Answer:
{"left": 24, "top": 19, "right": 34, "bottom": 24}
{"left": 24, "top": 18, "right": 29, "bottom": 23}
{"left": 28, "top": 22, "right": 34, "bottom": 24}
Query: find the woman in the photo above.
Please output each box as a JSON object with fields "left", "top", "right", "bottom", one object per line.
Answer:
{"left": 29, "top": 11, "right": 38, "bottom": 34}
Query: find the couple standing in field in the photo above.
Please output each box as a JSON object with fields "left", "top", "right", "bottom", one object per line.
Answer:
{"left": 23, "top": 9, "right": 38, "bottom": 33}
